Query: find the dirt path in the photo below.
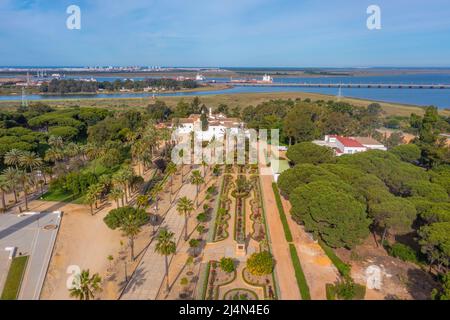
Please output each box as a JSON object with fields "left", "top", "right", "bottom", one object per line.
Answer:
{"left": 259, "top": 173, "right": 301, "bottom": 300}
{"left": 281, "top": 196, "right": 339, "bottom": 300}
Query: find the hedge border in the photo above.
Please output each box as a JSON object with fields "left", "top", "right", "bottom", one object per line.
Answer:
{"left": 319, "top": 241, "right": 351, "bottom": 277}
{"left": 200, "top": 261, "right": 211, "bottom": 300}
{"left": 271, "top": 183, "right": 293, "bottom": 242}
{"left": 288, "top": 244, "right": 311, "bottom": 300}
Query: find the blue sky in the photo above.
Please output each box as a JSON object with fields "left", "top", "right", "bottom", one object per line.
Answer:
{"left": 1, "top": 0, "right": 450, "bottom": 67}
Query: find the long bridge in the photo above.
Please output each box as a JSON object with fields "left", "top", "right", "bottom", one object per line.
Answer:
{"left": 222, "top": 82, "right": 450, "bottom": 89}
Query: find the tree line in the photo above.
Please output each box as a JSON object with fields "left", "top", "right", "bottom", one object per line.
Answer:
{"left": 39, "top": 78, "right": 198, "bottom": 94}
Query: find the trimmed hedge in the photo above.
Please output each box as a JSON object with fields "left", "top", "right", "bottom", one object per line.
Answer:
{"left": 319, "top": 241, "right": 351, "bottom": 277}
{"left": 201, "top": 262, "right": 211, "bottom": 300}
{"left": 289, "top": 244, "right": 311, "bottom": 300}
{"left": 272, "top": 183, "right": 293, "bottom": 242}
{"left": 326, "top": 283, "right": 336, "bottom": 300}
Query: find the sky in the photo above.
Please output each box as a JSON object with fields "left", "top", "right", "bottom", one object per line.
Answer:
{"left": 1, "top": 0, "right": 450, "bottom": 67}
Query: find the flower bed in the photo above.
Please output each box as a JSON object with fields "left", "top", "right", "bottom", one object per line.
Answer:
{"left": 204, "top": 260, "right": 237, "bottom": 300}
{"left": 250, "top": 176, "right": 269, "bottom": 251}
{"left": 223, "top": 288, "right": 258, "bottom": 300}
{"left": 249, "top": 164, "right": 259, "bottom": 175}
{"left": 213, "top": 175, "right": 233, "bottom": 242}
{"left": 242, "top": 268, "right": 277, "bottom": 300}
{"left": 232, "top": 176, "right": 251, "bottom": 243}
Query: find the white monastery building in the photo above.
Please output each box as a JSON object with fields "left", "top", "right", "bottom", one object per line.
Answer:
{"left": 175, "top": 108, "right": 248, "bottom": 141}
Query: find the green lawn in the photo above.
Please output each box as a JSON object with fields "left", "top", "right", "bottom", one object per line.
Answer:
{"left": 41, "top": 188, "right": 85, "bottom": 204}
{"left": 1, "top": 256, "right": 29, "bottom": 300}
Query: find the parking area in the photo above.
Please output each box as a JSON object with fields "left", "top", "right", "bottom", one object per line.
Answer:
{"left": 0, "top": 212, "right": 61, "bottom": 300}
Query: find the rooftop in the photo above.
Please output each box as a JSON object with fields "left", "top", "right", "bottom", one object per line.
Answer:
{"left": 330, "top": 135, "right": 365, "bottom": 148}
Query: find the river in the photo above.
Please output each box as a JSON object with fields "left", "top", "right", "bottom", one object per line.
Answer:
{"left": 1, "top": 73, "right": 450, "bottom": 109}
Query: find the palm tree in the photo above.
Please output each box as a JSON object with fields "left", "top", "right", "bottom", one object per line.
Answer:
{"left": 85, "top": 184, "right": 103, "bottom": 215}
{"left": 2, "top": 167, "right": 19, "bottom": 203}
{"left": 177, "top": 196, "right": 195, "bottom": 241}
{"left": 151, "top": 184, "right": 163, "bottom": 214}
{"left": 190, "top": 170, "right": 204, "bottom": 208}
{"left": 44, "top": 147, "right": 64, "bottom": 164}
{"left": 109, "top": 188, "right": 124, "bottom": 208}
{"left": 16, "top": 170, "right": 32, "bottom": 210}
{"left": 19, "top": 151, "right": 43, "bottom": 183}
{"left": 201, "top": 160, "right": 208, "bottom": 179}
{"left": 155, "top": 228, "right": 176, "bottom": 293}
{"left": 121, "top": 213, "right": 143, "bottom": 261}
{"left": 4, "top": 149, "right": 24, "bottom": 169}
{"left": 69, "top": 269, "right": 102, "bottom": 300}
{"left": 166, "top": 162, "right": 177, "bottom": 203}
{"left": 48, "top": 135, "right": 64, "bottom": 149}
{"left": 136, "top": 194, "right": 150, "bottom": 210}
{"left": 113, "top": 171, "right": 129, "bottom": 204}
{"left": 131, "top": 140, "right": 144, "bottom": 176}
{"left": 0, "top": 176, "right": 10, "bottom": 212}
{"left": 123, "top": 167, "right": 135, "bottom": 198}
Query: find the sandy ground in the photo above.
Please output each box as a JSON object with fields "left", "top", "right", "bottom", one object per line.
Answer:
{"left": 281, "top": 195, "right": 340, "bottom": 300}
{"left": 38, "top": 199, "right": 123, "bottom": 300}
{"left": 39, "top": 166, "right": 155, "bottom": 300}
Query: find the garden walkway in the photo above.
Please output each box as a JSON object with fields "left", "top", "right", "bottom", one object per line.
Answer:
{"left": 120, "top": 180, "right": 197, "bottom": 300}
{"left": 259, "top": 172, "right": 301, "bottom": 300}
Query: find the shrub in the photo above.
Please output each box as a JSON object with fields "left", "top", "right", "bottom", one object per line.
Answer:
{"left": 386, "top": 243, "right": 418, "bottom": 263}
{"left": 189, "top": 239, "right": 200, "bottom": 248}
{"left": 197, "top": 212, "right": 207, "bottom": 223}
{"left": 180, "top": 277, "right": 189, "bottom": 286}
{"left": 197, "top": 225, "right": 205, "bottom": 234}
{"left": 246, "top": 251, "right": 274, "bottom": 276}
{"left": 326, "top": 283, "right": 336, "bottom": 300}
{"left": 219, "top": 257, "right": 235, "bottom": 273}
{"left": 319, "top": 241, "right": 351, "bottom": 277}
{"left": 207, "top": 186, "right": 217, "bottom": 195}
{"left": 332, "top": 277, "right": 366, "bottom": 300}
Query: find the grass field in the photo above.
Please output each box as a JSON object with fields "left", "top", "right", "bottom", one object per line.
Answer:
{"left": 0, "top": 91, "right": 448, "bottom": 117}
{"left": 1, "top": 255, "right": 29, "bottom": 300}
{"left": 41, "top": 188, "right": 85, "bottom": 204}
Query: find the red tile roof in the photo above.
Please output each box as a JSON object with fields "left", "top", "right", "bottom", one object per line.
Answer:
{"left": 331, "top": 135, "right": 365, "bottom": 148}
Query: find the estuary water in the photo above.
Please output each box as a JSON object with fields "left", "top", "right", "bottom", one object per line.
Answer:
{"left": 1, "top": 73, "right": 450, "bottom": 109}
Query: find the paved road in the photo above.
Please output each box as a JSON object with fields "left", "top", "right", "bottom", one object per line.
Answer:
{"left": 0, "top": 212, "right": 61, "bottom": 300}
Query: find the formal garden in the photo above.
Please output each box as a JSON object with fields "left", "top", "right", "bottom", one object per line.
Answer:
{"left": 199, "top": 163, "right": 279, "bottom": 300}
{"left": 212, "top": 174, "right": 233, "bottom": 242}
